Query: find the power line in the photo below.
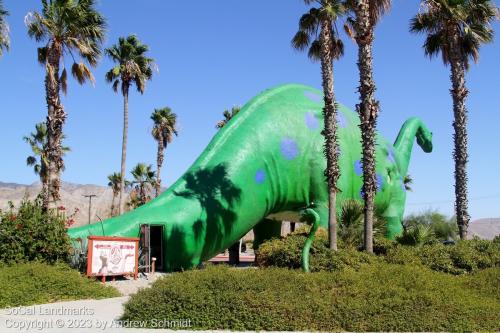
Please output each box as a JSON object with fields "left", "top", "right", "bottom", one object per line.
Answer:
{"left": 407, "top": 194, "right": 500, "bottom": 206}
{"left": 83, "top": 194, "right": 97, "bottom": 224}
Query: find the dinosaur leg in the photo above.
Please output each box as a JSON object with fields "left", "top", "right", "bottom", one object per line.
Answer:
{"left": 382, "top": 199, "right": 405, "bottom": 239}
{"left": 252, "top": 219, "right": 283, "bottom": 251}
{"left": 300, "top": 208, "right": 320, "bottom": 273}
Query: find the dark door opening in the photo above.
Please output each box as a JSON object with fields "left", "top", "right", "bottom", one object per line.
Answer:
{"left": 150, "top": 225, "right": 164, "bottom": 271}
{"left": 140, "top": 224, "right": 165, "bottom": 272}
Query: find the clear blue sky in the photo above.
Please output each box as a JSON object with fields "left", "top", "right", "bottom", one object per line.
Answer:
{"left": 0, "top": 0, "right": 498, "bottom": 219}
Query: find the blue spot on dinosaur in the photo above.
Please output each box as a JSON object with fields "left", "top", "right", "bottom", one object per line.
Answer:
{"left": 337, "top": 112, "right": 348, "bottom": 128}
{"left": 388, "top": 148, "right": 396, "bottom": 164}
{"left": 304, "top": 90, "right": 322, "bottom": 103}
{"left": 280, "top": 138, "right": 299, "bottom": 160}
{"left": 354, "top": 160, "right": 363, "bottom": 176}
{"left": 255, "top": 170, "right": 266, "bottom": 184}
{"left": 305, "top": 112, "right": 319, "bottom": 130}
{"left": 376, "top": 173, "right": 384, "bottom": 190}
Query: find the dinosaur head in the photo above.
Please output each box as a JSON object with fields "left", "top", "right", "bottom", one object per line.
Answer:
{"left": 416, "top": 126, "right": 433, "bottom": 153}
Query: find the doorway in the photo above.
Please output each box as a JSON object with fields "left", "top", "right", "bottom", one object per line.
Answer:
{"left": 140, "top": 224, "right": 165, "bottom": 272}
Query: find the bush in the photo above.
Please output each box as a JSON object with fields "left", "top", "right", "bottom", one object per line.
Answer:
{"left": 257, "top": 231, "right": 499, "bottom": 275}
{"left": 256, "top": 228, "right": 376, "bottom": 272}
{"left": 122, "top": 264, "right": 500, "bottom": 331}
{"left": 402, "top": 210, "right": 458, "bottom": 242}
{"left": 386, "top": 239, "right": 499, "bottom": 275}
{"left": 0, "top": 198, "right": 71, "bottom": 264}
{"left": 0, "top": 262, "right": 120, "bottom": 308}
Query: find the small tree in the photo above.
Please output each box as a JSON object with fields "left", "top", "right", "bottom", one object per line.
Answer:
{"left": 130, "top": 163, "right": 156, "bottom": 207}
{"left": 107, "top": 172, "right": 129, "bottom": 216}
{"left": 216, "top": 106, "right": 241, "bottom": 129}
{"left": 23, "top": 122, "right": 69, "bottom": 208}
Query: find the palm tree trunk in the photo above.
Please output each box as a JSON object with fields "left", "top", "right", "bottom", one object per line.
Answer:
{"left": 41, "top": 176, "right": 49, "bottom": 209}
{"left": 355, "top": 0, "right": 379, "bottom": 253}
{"left": 118, "top": 87, "right": 129, "bottom": 215}
{"left": 45, "top": 44, "right": 65, "bottom": 211}
{"left": 450, "top": 41, "right": 470, "bottom": 240}
{"left": 155, "top": 139, "right": 164, "bottom": 198}
{"left": 320, "top": 18, "right": 340, "bottom": 251}
{"left": 110, "top": 192, "right": 116, "bottom": 217}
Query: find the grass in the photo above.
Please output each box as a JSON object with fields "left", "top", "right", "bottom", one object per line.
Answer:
{"left": 122, "top": 264, "right": 500, "bottom": 331}
{"left": 0, "top": 262, "right": 120, "bottom": 308}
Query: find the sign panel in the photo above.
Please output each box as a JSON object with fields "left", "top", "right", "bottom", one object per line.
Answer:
{"left": 87, "top": 236, "right": 139, "bottom": 280}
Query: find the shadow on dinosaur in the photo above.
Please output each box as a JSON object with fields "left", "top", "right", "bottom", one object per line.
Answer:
{"left": 68, "top": 84, "right": 433, "bottom": 272}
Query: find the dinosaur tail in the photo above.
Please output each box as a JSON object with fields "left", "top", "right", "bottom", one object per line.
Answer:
{"left": 394, "top": 117, "right": 433, "bottom": 176}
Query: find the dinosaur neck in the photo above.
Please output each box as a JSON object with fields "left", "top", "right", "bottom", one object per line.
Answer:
{"left": 393, "top": 117, "right": 429, "bottom": 176}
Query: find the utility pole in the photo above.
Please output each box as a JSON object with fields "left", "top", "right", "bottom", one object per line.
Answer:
{"left": 83, "top": 194, "right": 97, "bottom": 225}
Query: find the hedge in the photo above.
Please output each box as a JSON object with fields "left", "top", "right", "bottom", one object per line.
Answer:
{"left": 0, "top": 262, "right": 120, "bottom": 308}
{"left": 256, "top": 229, "right": 499, "bottom": 275}
{"left": 122, "top": 264, "right": 500, "bottom": 331}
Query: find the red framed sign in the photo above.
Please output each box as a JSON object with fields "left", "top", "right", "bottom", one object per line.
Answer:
{"left": 87, "top": 236, "right": 139, "bottom": 282}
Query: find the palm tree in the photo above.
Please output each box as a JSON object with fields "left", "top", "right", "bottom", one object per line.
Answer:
{"left": 107, "top": 172, "right": 129, "bottom": 216}
{"left": 292, "top": 0, "right": 345, "bottom": 251}
{"left": 130, "top": 163, "right": 156, "bottom": 207}
{"left": 216, "top": 106, "right": 241, "bottom": 129}
{"left": 23, "top": 122, "right": 69, "bottom": 208}
{"left": 105, "top": 35, "right": 155, "bottom": 215}
{"left": 151, "top": 107, "right": 178, "bottom": 197}
{"left": 26, "top": 0, "right": 106, "bottom": 210}
{"left": 410, "top": 0, "right": 497, "bottom": 240}
{"left": 0, "top": 0, "right": 9, "bottom": 57}
{"left": 344, "top": 0, "right": 391, "bottom": 253}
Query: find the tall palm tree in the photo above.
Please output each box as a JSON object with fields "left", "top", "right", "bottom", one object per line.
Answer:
{"left": 105, "top": 35, "right": 155, "bottom": 215}
{"left": 23, "top": 122, "right": 69, "bottom": 208}
{"left": 151, "top": 107, "right": 178, "bottom": 198}
{"left": 107, "top": 172, "right": 129, "bottom": 216}
{"left": 26, "top": 0, "right": 106, "bottom": 210}
{"left": 344, "top": 0, "right": 391, "bottom": 253}
{"left": 292, "top": 0, "right": 345, "bottom": 250}
{"left": 410, "top": 0, "right": 497, "bottom": 239}
{"left": 0, "top": 0, "right": 9, "bottom": 57}
{"left": 130, "top": 163, "right": 156, "bottom": 207}
{"left": 216, "top": 106, "right": 241, "bottom": 129}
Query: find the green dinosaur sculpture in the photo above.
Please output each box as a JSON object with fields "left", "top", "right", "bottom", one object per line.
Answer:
{"left": 68, "top": 84, "right": 433, "bottom": 271}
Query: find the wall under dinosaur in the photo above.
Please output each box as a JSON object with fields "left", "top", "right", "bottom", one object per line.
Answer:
{"left": 68, "top": 84, "right": 433, "bottom": 271}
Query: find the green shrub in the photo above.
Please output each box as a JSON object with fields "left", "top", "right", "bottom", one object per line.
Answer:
{"left": 387, "top": 239, "right": 500, "bottom": 275}
{"left": 0, "top": 198, "right": 71, "bottom": 264}
{"left": 0, "top": 262, "right": 120, "bottom": 308}
{"left": 403, "top": 210, "right": 458, "bottom": 242}
{"left": 258, "top": 231, "right": 499, "bottom": 275}
{"left": 122, "top": 264, "right": 500, "bottom": 331}
{"left": 256, "top": 228, "right": 376, "bottom": 272}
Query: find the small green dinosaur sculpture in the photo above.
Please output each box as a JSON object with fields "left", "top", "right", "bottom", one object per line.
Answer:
{"left": 68, "top": 84, "right": 433, "bottom": 271}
